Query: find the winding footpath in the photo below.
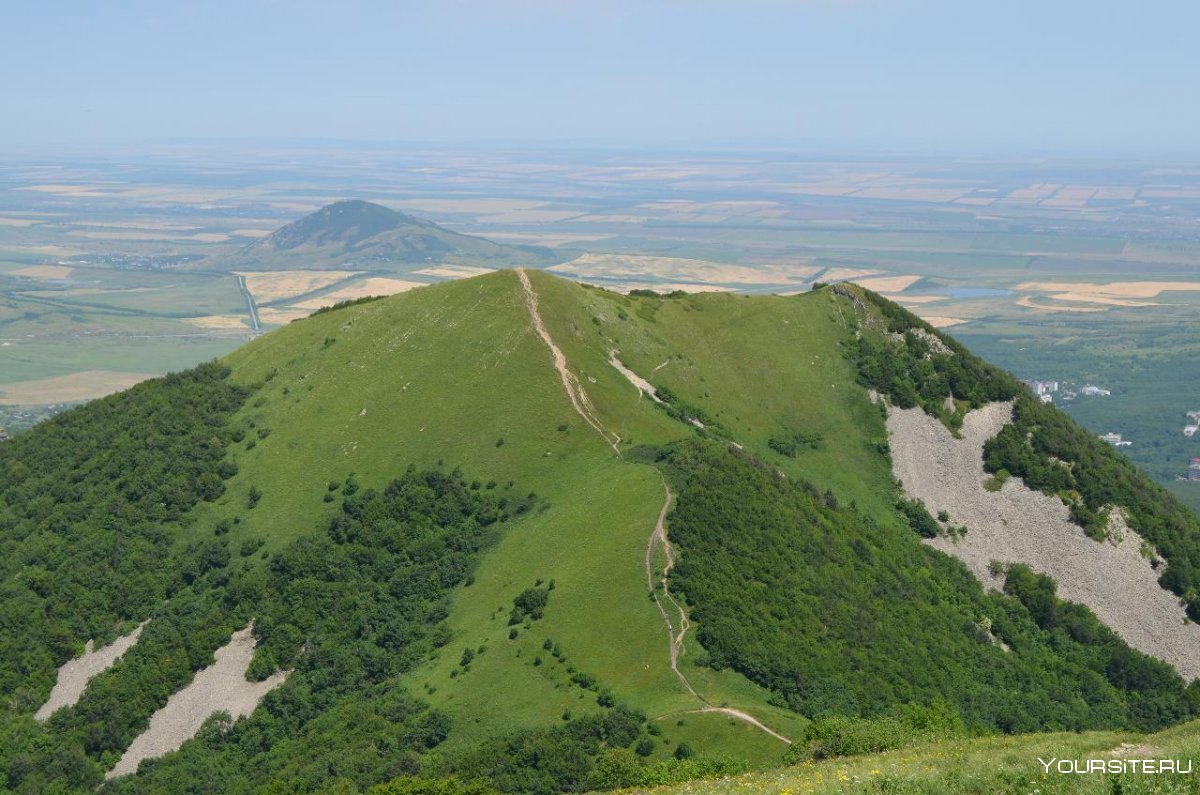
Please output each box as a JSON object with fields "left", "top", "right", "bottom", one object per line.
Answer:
{"left": 517, "top": 269, "right": 620, "bottom": 454}
{"left": 643, "top": 466, "right": 791, "bottom": 744}
{"left": 645, "top": 479, "right": 691, "bottom": 688}
{"left": 520, "top": 269, "right": 790, "bottom": 746}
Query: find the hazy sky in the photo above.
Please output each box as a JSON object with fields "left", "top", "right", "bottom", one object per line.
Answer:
{"left": 3, "top": 0, "right": 1196, "bottom": 155}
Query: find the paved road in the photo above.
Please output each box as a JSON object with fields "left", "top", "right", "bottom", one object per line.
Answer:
{"left": 235, "top": 275, "right": 261, "bottom": 331}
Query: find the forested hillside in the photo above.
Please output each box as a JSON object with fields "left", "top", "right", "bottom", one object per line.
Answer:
{"left": 3, "top": 271, "right": 1200, "bottom": 793}
{"left": 655, "top": 439, "right": 1194, "bottom": 732}
{"left": 845, "top": 285, "right": 1200, "bottom": 622}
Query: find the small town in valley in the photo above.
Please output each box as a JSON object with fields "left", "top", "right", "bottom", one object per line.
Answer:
{"left": 1024, "top": 379, "right": 1111, "bottom": 405}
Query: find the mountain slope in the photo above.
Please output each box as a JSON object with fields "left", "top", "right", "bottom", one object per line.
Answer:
{"left": 3, "top": 272, "right": 1200, "bottom": 793}
{"left": 211, "top": 200, "right": 557, "bottom": 272}
{"left": 643, "top": 718, "right": 1200, "bottom": 795}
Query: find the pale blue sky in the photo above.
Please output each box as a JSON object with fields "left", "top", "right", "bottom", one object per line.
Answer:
{"left": 3, "top": 0, "right": 1196, "bottom": 154}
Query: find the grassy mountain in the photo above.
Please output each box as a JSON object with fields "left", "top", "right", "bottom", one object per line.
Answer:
{"left": 212, "top": 200, "right": 557, "bottom": 271}
{"left": 4, "top": 271, "right": 1200, "bottom": 793}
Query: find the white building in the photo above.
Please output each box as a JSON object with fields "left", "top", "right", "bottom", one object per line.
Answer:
{"left": 1081, "top": 385, "right": 1111, "bottom": 397}
{"left": 1099, "top": 432, "right": 1131, "bottom": 447}
{"left": 1185, "top": 425, "right": 1199, "bottom": 438}
{"left": 1028, "top": 380, "right": 1060, "bottom": 396}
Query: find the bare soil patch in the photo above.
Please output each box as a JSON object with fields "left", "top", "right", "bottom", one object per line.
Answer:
{"left": 412, "top": 265, "right": 495, "bottom": 279}
{"left": 0, "top": 370, "right": 149, "bottom": 405}
{"left": 290, "top": 277, "right": 425, "bottom": 310}
{"left": 106, "top": 625, "right": 287, "bottom": 779}
{"left": 853, "top": 274, "right": 922, "bottom": 293}
{"left": 609, "top": 352, "right": 663, "bottom": 403}
{"left": 609, "top": 282, "right": 735, "bottom": 295}
{"left": 551, "top": 253, "right": 812, "bottom": 286}
{"left": 256, "top": 307, "right": 311, "bottom": 325}
{"left": 184, "top": 315, "right": 251, "bottom": 330}
{"left": 1016, "top": 295, "right": 1107, "bottom": 313}
{"left": 235, "top": 270, "right": 361, "bottom": 303}
{"left": 36, "top": 621, "right": 148, "bottom": 721}
{"left": 17, "top": 184, "right": 112, "bottom": 197}
{"left": 1047, "top": 293, "right": 1161, "bottom": 307}
{"left": 10, "top": 264, "right": 74, "bottom": 279}
{"left": 887, "top": 402, "right": 1200, "bottom": 680}
{"left": 820, "top": 267, "right": 880, "bottom": 282}
{"left": 1016, "top": 281, "right": 1200, "bottom": 299}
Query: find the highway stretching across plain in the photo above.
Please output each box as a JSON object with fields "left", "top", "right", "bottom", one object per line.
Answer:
{"left": 235, "top": 274, "right": 261, "bottom": 331}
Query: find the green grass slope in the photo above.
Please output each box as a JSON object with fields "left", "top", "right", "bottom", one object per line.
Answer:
{"left": 206, "top": 270, "right": 801, "bottom": 761}
{"left": 6, "top": 271, "right": 1200, "bottom": 793}
{"left": 619, "top": 719, "right": 1200, "bottom": 795}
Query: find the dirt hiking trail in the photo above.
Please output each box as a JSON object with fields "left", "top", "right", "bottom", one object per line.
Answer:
{"left": 644, "top": 475, "right": 791, "bottom": 745}
{"left": 610, "top": 350, "right": 664, "bottom": 403}
{"left": 517, "top": 269, "right": 620, "bottom": 454}
{"left": 518, "top": 270, "right": 789, "bottom": 744}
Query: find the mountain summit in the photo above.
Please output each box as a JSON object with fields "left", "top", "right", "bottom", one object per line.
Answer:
{"left": 6, "top": 272, "right": 1200, "bottom": 792}
{"left": 265, "top": 200, "right": 430, "bottom": 250}
{"left": 214, "top": 199, "right": 555, "bottom": 271}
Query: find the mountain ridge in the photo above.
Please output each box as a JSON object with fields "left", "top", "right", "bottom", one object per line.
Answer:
{"left": 4, "top": 271, "right": 1200, "bottom": 792}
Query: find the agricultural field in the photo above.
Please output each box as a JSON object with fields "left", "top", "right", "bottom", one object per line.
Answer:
{"left": 3, "top": 144, "right": 1200, "bottom": 501}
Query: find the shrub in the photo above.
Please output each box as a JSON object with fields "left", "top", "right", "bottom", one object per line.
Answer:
{"left": 509, "top": 587, "right": 549, "bottom": 624}
{"left": 798, "top": 715, "right": 909, "bottom": 760}
{"left": 897, "top": 498, "right": 939, "bottom": 538}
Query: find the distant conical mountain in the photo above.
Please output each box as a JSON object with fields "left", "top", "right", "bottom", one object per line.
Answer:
{"left": 213, "top": 199, "right": 556, "bottom": 271}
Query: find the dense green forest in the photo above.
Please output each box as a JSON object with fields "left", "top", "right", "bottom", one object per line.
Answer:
{"left": 959, "top": 325, "right": 1200, "bottom": 485}
{"left": 984, "top": 395, "right": 1200, "bottom": 620}
{"left": 0, "top": 363, "right": 249, "bottom": 702}
{"left": 97, "top": 470, "right": 541, "bottom": 794}
{"left": 845, "top": 286, "right": 1021, "bottom": 424}
{"left": 840, "top": 285, "right": 1200, "bottom": 623}
{"left": 654, "top": 438, "right": 1195, "bottom": 733}
{"left": 0, "top": 361, "right": 729, "bottom": 793}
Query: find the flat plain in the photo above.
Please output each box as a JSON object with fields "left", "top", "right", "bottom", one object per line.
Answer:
{"left": 1, "top": 145, "right": 1198, "bottom": 507}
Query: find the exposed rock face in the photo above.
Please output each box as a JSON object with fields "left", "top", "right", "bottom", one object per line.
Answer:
{"left": 887, "top": 401, "right": 1200, "bottom": 681}
{"left": 35, "top": 621, "right": 148, "bottom": 721}
{"left": 106, "top": 625, "right": 287, "bottom": 779}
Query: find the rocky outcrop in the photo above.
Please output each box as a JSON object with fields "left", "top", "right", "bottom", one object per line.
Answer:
{"left": 887, "top": 401, "right": 1200, "bottom": 681}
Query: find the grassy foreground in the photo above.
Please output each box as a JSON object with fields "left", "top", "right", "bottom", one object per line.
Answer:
{"left": 616, "top": 721, "right": 1200, "bottom": 795}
